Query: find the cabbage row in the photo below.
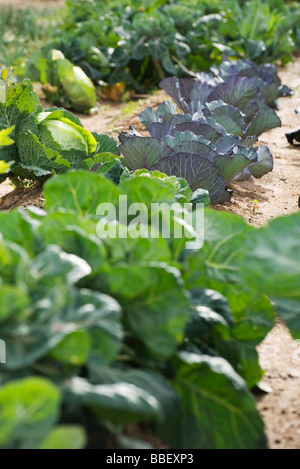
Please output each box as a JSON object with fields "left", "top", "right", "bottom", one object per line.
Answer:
{"left": 0, "top": 59, "right": 290, "bottom": 205}
{"left": 119, "top": 58, "right": 285, "bottom": 204}
{"left": 18, "top": 0, "right": 300, "bottom": 97}
{"left": 0, "top": 168, "right": 299, "bottom": 449}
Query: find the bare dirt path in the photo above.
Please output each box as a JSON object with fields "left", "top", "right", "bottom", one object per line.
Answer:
{"left": 256, "top": 323, "right": 300, "bottom": 449}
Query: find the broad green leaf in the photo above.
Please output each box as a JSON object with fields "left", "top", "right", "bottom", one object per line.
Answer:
{"left": 152, "top": 153, "right": 230, "bottom": 204}
{"left": 159, "top": 353, "right": 267, "bottom": 449}
{"left": 94, "top": 158, "right": 124, "bottom": 185}
{"left": 44, "top": 171, "right": 121, "bottom": 216}
{"left": 215, "top": 149, "right": 256, "bottom": 185}
{"left": 183, "top": 210, "right": 275, "bottom": 387}
{"left": 63, "top": 377, "right": 162, "bottom": 424}
{"left": 120, "top": 170, "right": 178, "bottom": 207}
{"left": 36, "top": 210, "right": 97, "bottom": 236}
{"left": 0, "top": 377, "right": 60, "bottom": 449}
{"left": 50, "top": 330, "right": 91, "bottom": 366}
{"left": 0, "top": 126, "right": 15, "bottom": 147}
{"left": 0, "top": 161, "right": 10, "bottom": 174}
{"left": 217, "top": 294, "right": 275, "bottom": 388}
{"left": 119, "top": 136, "right": 167, "bottom": 170}
{"left": 189, "top": 288, "right": 233, "bottom": 325}
{"left": 190, "top": 188, "right": 210, "bottom": 208}
{"left": 0, "top": 79, "right": 39, "bottom": 132}
{"left": 0, "top": 77, "right": 40, "bottom": 162}
{"left": 208, "top": 77, "right": 259, "bottom": 117}
{"left": 29, "top": 245, "right": 91, "bottom": 286}
{"left": 185, "top": 209, "right": 253, "bottom": 287}
{"left": 38, "top": 223, "right": 107, "bottom": 274}
{"left": 67, "top": 289, "right": 123, "bottom": 367}
{"left": 104, "top": 264, "right": 189, "bottom": 360}
{"left": 0, "top": 239, "right": 30, "bottom": 285}
{"left": 39, "top": 425, "right": 87, "bottom": 450}
{"left": 92, "top": 133, "right": 120, "bottom": 156}
{"left": 244, "top": 108, "right": 281, "bottom": 138}
{"left": 16, "top": 131, "right": 71, "bottom": 177}
{"left": 206, "top": 101, "right": 246, "bottom": 136}
{"left": 0, "top": 209, "right": 38, "bottom": 255}
{"left": 186, "top": 290, "right": 232, "bottom": 348}
{"left": 100, "top": 226, "right": 171, "bottom": 264}
{"left": 88, "top": 366, "right": 180, "bottom": 419}
{"left": 2, "top": 285, "right": 121, "bottom": 369}
{"left": 249, "top": 146, "right": 273, "bottom": 178}
{"left": 242, "top": 212, "right": 300, "bottom": 337}
{"left": 0, "top": 285, "right": 30, "bottom": 323}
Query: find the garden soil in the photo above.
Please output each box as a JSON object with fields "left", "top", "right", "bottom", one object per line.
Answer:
{"left": 0, "top": 0, "right": 300, "bottom": 449}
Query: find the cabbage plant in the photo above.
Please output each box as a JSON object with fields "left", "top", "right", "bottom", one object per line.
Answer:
{"left": 119, "top": 99, "right": 275, "bottom": 204}
{"left": 47, "top": 49, "right": 97, "bottom": 113}
{"left": 118, "top": 63, "right": 282, "bottom": 204}
{"left": 0, "top": 70, "right": 119, "bottom": 182}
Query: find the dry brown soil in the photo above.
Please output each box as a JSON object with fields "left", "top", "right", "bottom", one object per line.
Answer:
{"left": 0, "top": 0, "right": 300, "bottom": 450}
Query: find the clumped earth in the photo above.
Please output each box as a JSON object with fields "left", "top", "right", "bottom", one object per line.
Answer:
{"left": 0, "top": 0, "right": 300, "bottom": 449}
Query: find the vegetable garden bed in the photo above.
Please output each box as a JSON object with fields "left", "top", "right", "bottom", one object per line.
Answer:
{"left": 0, "top": 0, "right": 300, "bottom": 451}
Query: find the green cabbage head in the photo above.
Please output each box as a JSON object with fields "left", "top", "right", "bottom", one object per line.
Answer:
{"left": 15, "top": 108, "right": 100, "bottom": 178}
{"left": 52, "top": 50, "right": 97, "bottom": 113}
{"left": 37, "top": 111, "right": 97, "bottom": 154}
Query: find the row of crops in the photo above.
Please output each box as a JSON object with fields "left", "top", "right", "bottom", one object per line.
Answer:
{"left": 2, "top": 0, "right": 300, "bottom": 112}
{"left": 0, "top": 0, "right": 299, "bottom": 450}
{"left": 0, "top": 56, "right": 298, "bottom": 201}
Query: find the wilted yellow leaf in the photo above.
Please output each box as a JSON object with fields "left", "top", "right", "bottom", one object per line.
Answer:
{"left": 101, "top": 82, "right": 126, "bottom": 101}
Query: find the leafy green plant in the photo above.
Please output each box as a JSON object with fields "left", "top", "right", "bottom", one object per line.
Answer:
{"left": 18, "top": 0, "right": 300, "bottom": 95}
{"left": 0, "top": 169, "right": 299, "bottom": 448}
{"left": 119, "top": 60, "right": 281, "bottom": 204}
{"left": 249, "top": 199, "right": 260, "bottom": 214}
{"left": 0, "top": 69, "right": 119, "bottom": 184}
{"left": 31, "top": 49, "right": 97, "bottom": 113}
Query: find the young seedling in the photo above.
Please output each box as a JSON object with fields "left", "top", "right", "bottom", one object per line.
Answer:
{"left": 249, "top": 199, "right": 260, "bottom": 214}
